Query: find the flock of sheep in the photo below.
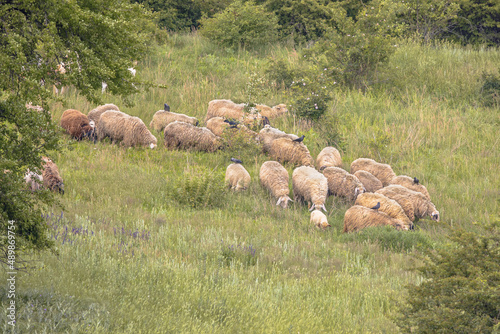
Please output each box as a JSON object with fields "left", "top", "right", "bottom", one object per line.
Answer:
{"left": 30, "top": 98, "right": 440, "bottom": 233}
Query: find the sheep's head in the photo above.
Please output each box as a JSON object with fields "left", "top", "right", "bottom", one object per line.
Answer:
{"left": 431, "top": 210, "right": 440, "bottom": 221}
{"left": 276, "top": 195, "right": 293, "bottom": 209}
{"left": 309, "top": 203, "right": 327, "bottom": 212}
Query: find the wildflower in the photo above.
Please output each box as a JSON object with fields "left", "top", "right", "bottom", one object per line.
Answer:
{"left": 303, "top": 82, "right": 306, "bottom": 86}
{"left": 324, "top": 68, "right": 327, "bottom": 71}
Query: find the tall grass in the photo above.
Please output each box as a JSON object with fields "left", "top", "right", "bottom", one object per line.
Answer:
{"left": 2, "top": 33, "right": 498, "bottom": 333}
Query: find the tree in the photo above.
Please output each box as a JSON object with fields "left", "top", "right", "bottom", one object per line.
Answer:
{"left": 0, "top": 0, "right": 155, "bottom": 268}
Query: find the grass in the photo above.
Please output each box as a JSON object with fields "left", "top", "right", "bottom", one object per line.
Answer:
{"left": 1, "top": 33, "right": 498, "bottom": 333}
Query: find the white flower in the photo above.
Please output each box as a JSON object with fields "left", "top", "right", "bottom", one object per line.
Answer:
{"left": 303, "top": 83, "right": 306, "bottom": 86}
{"left": 324, "top": 68, "right": 327, "bottom": 71}
{"left": 315, "top": 106, "right": 318, "bottom": 109}
{"left": 334, "top": 81, "right": 337, "bottom": 84}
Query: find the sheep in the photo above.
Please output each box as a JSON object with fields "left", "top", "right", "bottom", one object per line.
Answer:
{"left": 316, "top": 147, "right": 343, "bottom": 171}
{"left": 205, "top": 99, "right": 245, "bottom": 122}
{"left": 150, "top": 110, "right": 199, "bottom": 132}
{"left": 269, "top": 137, "right": 314, "bottom": 167}
{"left": 60, "top": 109, "right": 95, "bottom": 141}
{"left": 310, "top": 210, "right": 330, "bottom": 229}
{"left": 353, "top": 170, "right": 383, "bottom": 193}
{"left": 389, "top": 175, "right": 431, "bottom": 200}
{"left": 225, "top": 163, "right": 251, "bottom": 191}
{"left": 343, "top": 205, "right": 409, "bottom": 233}
{"left": 164, "top": 121, "right": 221, "bottom": 152}
{"left": 97, "top": 111, "right": 157, "bottom": 148}
{"left": 255, "top": 104, "right": 288, "bottom": 119}
{"left": 24, "top": 170, "right": 43, "bottom": 192}
{"left": 88, "top": 104, "right": 120, "bottom": 127}
{"left": 206, "top": 117, "right": 231, "bottom": 137}
{"left": 322, "top": 167, "right": 365, "bottom": 202}
{"left": 259, "top": 161, "right": 293, "bottom": 208}
{"left": 350, "top": 158, "right": 396, "bottom": 186}
{"left": 376, "top": 185, "right": 439, "bottom": 222}
{"left": 292, "top": 166, "right": 328, "bottom": 212}
{"left": 258, "top": 125, "right": 299, "bottom": 153}
{"left": 42, "top": 157, "right": 64, "bottom": 194}
{"left": 354, "top": 192, "right": 413, "bottom": 228}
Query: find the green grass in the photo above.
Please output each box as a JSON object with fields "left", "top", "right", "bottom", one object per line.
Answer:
{"left": 1, "top": 33, "right": 498, "bottom": 333}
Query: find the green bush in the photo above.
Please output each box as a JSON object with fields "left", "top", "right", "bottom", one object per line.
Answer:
{"left": 199, "top": 1, "right": 279, "bottom": 49}
{"left": 480, "top": 69, "right": 500, "bottom": 107}
{"left": 396, "top": 221, "right": 500, "bottom": 333}
{"left": 288, "top": 74, "right": 332, "bottom": 121}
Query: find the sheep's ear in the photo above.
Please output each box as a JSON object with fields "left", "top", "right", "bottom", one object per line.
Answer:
{"left": 276, "top": 198, "right": 283, "bottom": 206}
{"left": 320, "top": 205, "right": 327, "bottom": 212}
{"left": 309, "top": 204, "right": 315, "bottom": 212}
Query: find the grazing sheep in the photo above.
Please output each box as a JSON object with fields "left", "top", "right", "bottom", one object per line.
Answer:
{"left": 42, "top": 157, "right": 64, "bottom": 194}
{"left": 316, "top": 147, "right": 343, "bottom": 171}
{"left": 206, "top": 117, "right": 230, "bottom": 137}
{"left": 376, "top": 185, "right": 439, "bottom": 222}
{"left": 269, "top": 137, "right": 315, "bottom": 167}
{"left": 350, "top": 158, "right": 397, "bottom": 186}
{"left": 259, "top": 161, "right": 293, "bottom": 208}
{"left": 97, "top": 111, "right": 157, "bottom": 148}
{"left": 389, "top": 175, "right": 431, "bottom": 200}
{"left": 322, "top": 167, "right": 365, "bottom": 202}
{"left": 60, "top": 109, "right": 95, "bottom": 141}
{"left": 205, "top": 99, "right": 245, "bottom": 122}
{"left": 343, "top": 205, "right": 409, "bottom": 233}
{"left": 225, "top": 163, "right": 251, "bottom": 191}
{"left": 310, "top": 210, "right": 330, "bottom": 229}
{"left": 88, "top": 104, "right": 120, "bottom": 127}
{"left": 150, "top": 110, "right": 199, "bottom": 132}
{"left": 258, "top": 125, "right": 299, "bottom": 153}
{"left": 355, "top": 192, "right": 413, "bottom": 228}
{"left": 164, "top": 121, "right": 221, "bottom": 152}
{"left": 353, "top": 170, "right": 383, "bottom": 193}
{"left": 292, "top": 166, "right": 328, "bottom": 212}
{"left": 255, "top": 104, "right": 288, "bottom": 119}
{"left": 24, "top": 170, "right": 43, "bottom": 192}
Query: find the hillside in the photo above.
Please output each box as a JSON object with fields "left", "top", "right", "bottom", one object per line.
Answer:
{"left": 2, "top": 33, "right": 499, "bottom": 333}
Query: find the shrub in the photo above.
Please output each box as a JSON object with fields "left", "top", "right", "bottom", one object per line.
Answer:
{"left": 220, "top": 126, "right": 261, "bottom": 162}
{"left": 199, "top": 1, "right": 279, "bottom": 49}
{"left": 396, "top": 221, "right": 500, "bottom": 333}
{"left": 288, "top": 74, "right": 331, "bottom": 121}
{"left": 480, "top": 69, "right": 500, "bottom": 107}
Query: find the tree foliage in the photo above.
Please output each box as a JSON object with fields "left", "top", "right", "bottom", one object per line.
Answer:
{"left": 396, "top": 221, "right": 500, "bottom": 333}
{"left": 0, "top": 0, "right": 154, "bottom": 267}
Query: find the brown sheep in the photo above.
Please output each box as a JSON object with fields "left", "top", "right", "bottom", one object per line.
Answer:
{"left": 88, "top": 104, "right": 120, "bottom": 127}
{"left": 353, "top": 170, "right": 383, "bottom": 193}
{"left": 292, "top": 166, "right": 328, "bottom": 212}
{"left": 255, "top": 104, "right": 288, "bottom": 119}
{"left": 389, "top": 175, "right": 431, "bottom": 200}
{"left": 97, "top": 111, "right": 157, "bottom": 148}
{"left": 376, "top": 185, "right": 439, "bottom": 222}
{"left": 343, "top": 205, "right": 409, "bottom": 233}
{"left": 355, "top": 192, "right": 413, "bottom": 229}
{"left": 150, "top": 110, "right": 199, "bottom": 132}
{"left": 42, "top": 157, "right": 64, "bottom": 194}
{"left": 269, "top": 137, "right": 314, "bottom": 167}
{"left": 322, "top": 167, "right": 365, "bottom": 202}
{"left": 350, "top": 158, "right": 396, "bottom": 186}
{"left": 164, "top": 121, "right": 221, "bottom": 152}
{"left": 60, "top": 109, "right": 95, "bottom": 141}
{"left": 259, "top": 161, "right": 293, "bottom": 208}
{"left": 316, "top": 147, "right": 343, "bottom": 171}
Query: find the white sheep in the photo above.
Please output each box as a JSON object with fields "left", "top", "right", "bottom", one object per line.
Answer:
{"left": 316, "top": 147, "right": 342, "bottom": 171}
{"left": 258, "top": 125, "right": 298, "bottom": 153}
{"left": 310, "top": 210, "right": 330, "bottom": 229}
{"left": 350, "top": 158, "right": 396, "bottom": 187}
{"left": 322, "top": 167, "right": 365, "bottom": 202}
{"left": 150, "top": 110, "right": 199, "bottom": 132}
{"left": 225, "top": 163, "right": 251, "bottom": 191}
{"left": 259, "top": 161, "right": 293, "bottom": 208}
{"left": 292, "top": 166, "right": 328, "bottom": 212}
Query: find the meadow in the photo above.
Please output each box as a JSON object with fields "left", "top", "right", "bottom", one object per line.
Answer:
{"left": 1, "top": 32, "right": 499, "bottom": 333}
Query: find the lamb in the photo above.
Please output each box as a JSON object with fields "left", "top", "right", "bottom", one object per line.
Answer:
{"left": 292, "top": 166, "right": 328, "bottom": 212}
{"left": 60, "top": 109, "right": 95, "bottom": 141}
{"left": 258, "top": 125, "right": 299, "bottom": 153}
{"left": 164, "top": 121, "right": 221, "bottom": 152}
{"left": 376, "top": 185, "right": 439, "bottom": 221}
{"left": 354, "top": 192, "right": 413, "bottom": 228}
{"left": 316, "top": 147, "right": 343, "bottom": 171}
{"left": 24, "top": 170, "right": 43, "bottom": 192}
{"left": 259, "top": 161, "right": 293, "bottom": 208}
{"left": 255, "top": 104, "right": 288, "bottom": 119}
{"left": 97, "top": 111, "right": 157, "bottom": 148}
{"left": 350, "top": 158, "right": 396, "bottom": 186}
{"left": 225, "top": 163, "right": 251, "bottom": 191}
{"left": 310, "top": 210, "right": 330, "bottom": 229}
{"left": 269, "top": 137, "right": 314, "bottom": 167}
{"left": 322, "top": 167, "right": 365, "bottom": 202}
{"left": 353, "top": 170, "right": 383, "bottom": 193}
{"left": 88, "top": 104, "right": 120, "bottom": 127}
{"left": 150, "top": 110, "right": 199, "bottom": 132}
{"left": 42, "top": 157, "right": 64, "bottom": 194}
{"left": 343, "top": 205, "right": 409, "bottom": 233}
{"left": 389, "top": 175, "right": 431, "bottom": 200}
